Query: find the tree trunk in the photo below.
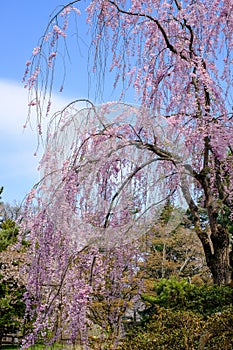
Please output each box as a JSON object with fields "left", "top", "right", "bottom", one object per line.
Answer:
{"left": 208, "top": 226, "right": 232, "bottom": 285}
{"left": 181, "top": 174, "right": 232, "bottom": 286}
{"left": 209, "top": 248, "right": 231, "bottom": 285}
{"left": 199, "top": 225, "right": 232, "bottom": 286}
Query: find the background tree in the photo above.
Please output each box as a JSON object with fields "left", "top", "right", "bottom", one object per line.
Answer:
{"left": 140, "top": 203, "right": 209, "bottom": 286}
{"left": 0, "top": 189, "right": 22, "bottom": 252}
{"left": 0, "top": 189, "right": 26, "bottom": 347}
{"left": 0, "top": 247, "right": 26, "bottom": 347}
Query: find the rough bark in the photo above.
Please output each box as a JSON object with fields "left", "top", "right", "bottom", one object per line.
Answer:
{"left": 208, "top": 226, "right": 231, "bottom": 285}
{"left": 181, "top": 167, "right": 232, "bottom": 286}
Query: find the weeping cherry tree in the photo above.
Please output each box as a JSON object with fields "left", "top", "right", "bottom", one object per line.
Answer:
{"left": 21, "top": 0, "right": 233, "bottom": 347}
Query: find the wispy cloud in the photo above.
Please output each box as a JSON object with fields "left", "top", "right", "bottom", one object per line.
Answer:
{"left": 0, "top": 79, "right": 70, "bottom": 204}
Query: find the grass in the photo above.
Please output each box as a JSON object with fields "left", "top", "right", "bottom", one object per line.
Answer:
{"left": 2, "top": 345, "right": 83, "bottom": 349}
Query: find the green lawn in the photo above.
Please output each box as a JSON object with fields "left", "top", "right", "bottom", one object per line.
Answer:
{"left": 2, "top": 346, "right": 45, "bottom": 349}
{"left": 2, "top": 345, "right": 82, "bottom": 349}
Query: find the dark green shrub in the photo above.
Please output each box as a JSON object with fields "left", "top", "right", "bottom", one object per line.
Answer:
{"left": 118, "top": 306, "right": 233, "bottom": 350}
{"left": 142, "top": 278, "right": 233, "bottom": 316}
{"left": 119, "top": 279, "right": 233, "bottom": 350}
{"left": 118, "top": 308, "right": 203, "bottom": 350}
{"left": 204, "top": 306, "right": 233, "bottom": 349}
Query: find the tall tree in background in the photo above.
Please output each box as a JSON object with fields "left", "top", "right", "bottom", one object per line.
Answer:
{"left": 0, "top": 189, "right": 26, "bottom": 347}
{"left": 21, "top": 0, "right": 233, "bottom": 346}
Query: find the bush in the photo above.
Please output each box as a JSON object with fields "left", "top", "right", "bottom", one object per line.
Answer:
{"left": 118, "top": 306, "right": 233, "bottom": 350}
{"left": 118, "top": 279, "right": 233, "bottom": 350}
{"left": 142, "top": 278, "right": 233, "bottom": 316}
{"left": 118, "top": 308, "right": 203, "bottom": 350}
{"left": 204, "top": 306, "right": 233, "bottom": 349}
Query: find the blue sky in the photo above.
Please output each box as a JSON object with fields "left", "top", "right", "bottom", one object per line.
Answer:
{"left": 0, "top": 1, "right": 95, "bottom": 204}
{"left": 0, "top": 1, "right": 136, "bottom": 205}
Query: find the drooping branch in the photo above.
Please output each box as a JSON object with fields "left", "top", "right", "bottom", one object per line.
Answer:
{"left": 103, "top": 157, "right": 171, "bottom": 228}
{"left": 108, "top": 0, "right": 189, "bottom": 61}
